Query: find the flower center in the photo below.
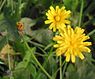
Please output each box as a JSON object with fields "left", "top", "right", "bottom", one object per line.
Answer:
{"left": 54, "top": 15, "right": 60, "bottom": 22}
{"left": 69, "top": 40, "right": 77, "bottom": 49}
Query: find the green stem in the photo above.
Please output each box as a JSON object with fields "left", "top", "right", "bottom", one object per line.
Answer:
{"left": 82, "top": 20, "right": 90, "bottom": 28}
{"left": 91, "top": 58, "right": 95, "bottom": 62}
{"left": 0, "top": 0, "right": 6, "bottom": 12}
{"left": 11, "top": 0, "right": 14, "bottom": 12}
{"left": 29, "top": 41, "right": 45, "bottom": 48}
{"left": 6, "top": 36, "right": 14, "bottom": 79}
{"left": 52, "top": 60, "right": 65, "bottom": 78}
{"left": 63, "top": 62, "right": 67, "bottom": 78}
{"left": 24, "top": 40, "right": 52, "bottom": 79}
{"left": 8, "top": 52, "right": 14, "bottom": 79}
{"left": 87, "top": 29, "right": 95, "bottom": 36}
{"left": 78, "top": 0, "right": 83, "bottom": 27}
{"left": 60, "top": 56, "right": 62, "bottom": 79}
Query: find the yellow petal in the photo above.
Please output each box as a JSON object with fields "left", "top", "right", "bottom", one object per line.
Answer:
{"left": 67, "top": 25, "right": 72, "bottom": 37}
{"left": 46, "top": 13, "right": 49, "bottom": 16}
{"left": 75, "top": 27, "right": 84, "bottom": 34}
{"left": 45, "top": 20, "right": 52, "bottom": 24}
{"left": 56, "top": 49, "right": 63, "bottom": 56}
{"left": 78, "top": 53, "right": 84, "bottom": 60}
{"left": 56, "top": 6, "right": 59, "bottom": 13}
{"left": 67, "top": 10, "right": 71, "bottom": 15}
{"left": 59, "top": 23, "right": 66, "bottom": 31}
{"left": 61, "top": 6, "right": 65, "bottom": 11}
{"left": 66, "top": 53, "right": 70, "bottom": 62}
{"left": 54, "top": 44, "right": 59, "bottom": 48}
{"left": 53, "top": 36, "right": 62, "bottom": 41}
{"left": 53, "top": 26, "right": 56, "bottom": 32}
{"left": 82, "top": 47, "right": 91, "bottom": 53}
{"left": 49, "top": 23, "right": 55, "bottom": 30}
{"left": 64, "top": 20, "right": 71, "bottom": 24}
{"left": 63, "top": 10, "right": 71, "bottom": 18}
{"left": 82, "top": 42, "right": 92, "bottom": 46}
{"left": 71, "top": 54, "right": 75, "bottom": 63}
{"left": 82, "top": 36, "right": 90, "bottom": 41}
{"left": 47, "top": 10, "right": 53, "bottom": 16}
{"left": 50, "top": 6, "right": 56, "bottom": 15}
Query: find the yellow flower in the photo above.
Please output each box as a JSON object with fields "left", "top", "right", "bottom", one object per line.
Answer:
{"left": 45, "top": 6, "right": 71, "bottom": 32}
{"left": 53, "top": 25, "right": 92, "bottom": 63}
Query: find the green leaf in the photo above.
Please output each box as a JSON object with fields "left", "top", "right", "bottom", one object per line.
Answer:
{"left": 43, "top": 48, "right": 57, "bottom": 78}
{"left": 14, "top": 68, "right": 30, "bottom": 79}
{"left": 20, "top": 17, "right": 36, "bottom": 36}
{"left": 66, "top": 63, "right": 79, "bottom": 79}
{"left": 67, "top": 64, "right": 76, "bottom": 72}
{"left": 63, "top": 0, "right": 79, "bottom": 12}
{"left": 31, "top": 29, "right": 53, "bottom": 45}
{"left": 84, "top": 1, "right": 95, "bottom": 15}
{"left": 14, "top": 48, "right": 36, "bottom": 79}
{"left": 0, "top": 13, "right": 20, "bottom": 41}
{"left": 0, "top": 13, "right": 7, "bottom": 32}
{"left": 15, "top": 48, "right": 36, "bottom": 69}
{"left": 23, "top": 35, "right": 31, "bottom": 42}
{"left": 28, "top": 63, "right": 37, "bottom": 78}
{"left": 0, "top": 36, "right": 7, "bottom": 51}
{"left": 36, "top": 72, "right": 47, "bottom": 79}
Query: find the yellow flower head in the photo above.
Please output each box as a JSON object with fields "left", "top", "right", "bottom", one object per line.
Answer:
{"left": 45, "top": 6, "right": 71, "bottom": 32}
{"left": 53, "top": 25, "right": 92, "bottom": 63}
